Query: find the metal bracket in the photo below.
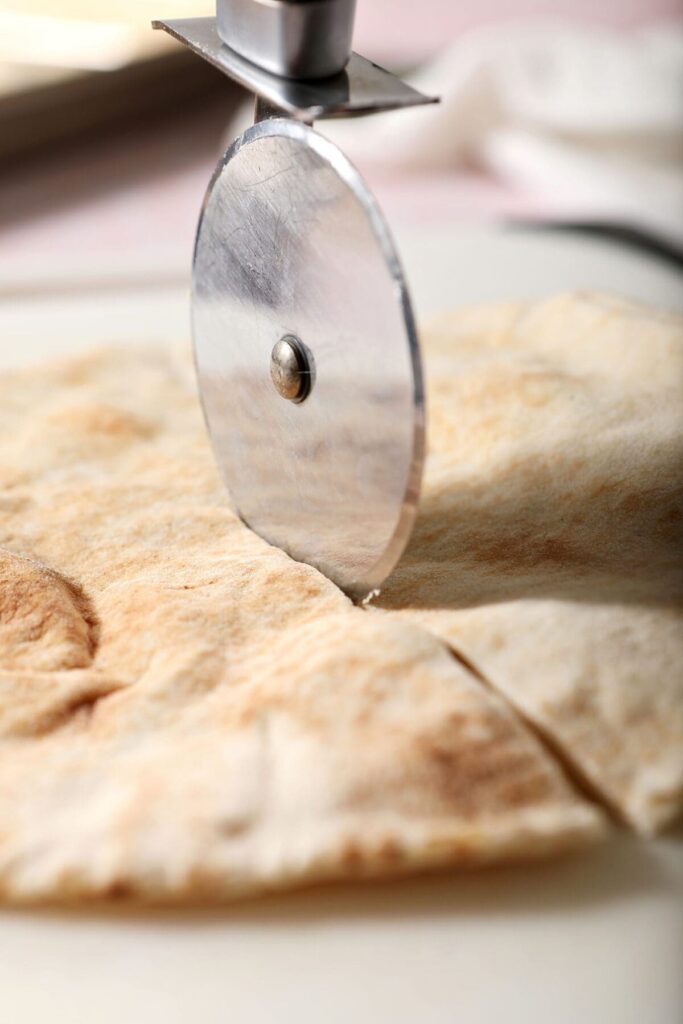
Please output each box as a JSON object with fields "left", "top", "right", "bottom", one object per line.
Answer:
{"left": 152, "top": 17, "right": 438, "bottom": 122}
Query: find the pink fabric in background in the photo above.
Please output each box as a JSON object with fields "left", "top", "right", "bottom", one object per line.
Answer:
{"left": 356, "top": 0, "right": 683, "bottom": 63}
{"left": 1, "top": 0, "right": 680, "bottom": 265}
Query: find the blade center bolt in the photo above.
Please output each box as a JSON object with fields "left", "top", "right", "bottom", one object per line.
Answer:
{"left": 270, "top": 336, "right": 312, "bottom": 403}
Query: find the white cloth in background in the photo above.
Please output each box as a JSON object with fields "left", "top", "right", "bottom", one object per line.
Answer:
{"left": 323, "top": 21, "right": 683, "bottom": 249}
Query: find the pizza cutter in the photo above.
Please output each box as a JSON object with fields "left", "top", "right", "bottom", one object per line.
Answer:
{"left": 153, "top": 2, "right": 437, "bottom": 599}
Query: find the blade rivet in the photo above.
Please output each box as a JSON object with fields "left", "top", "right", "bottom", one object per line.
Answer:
{"left": 270, "top": 336, "right": 312, "bottom": 403}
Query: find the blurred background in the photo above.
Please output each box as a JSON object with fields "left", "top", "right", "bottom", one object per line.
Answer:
{"left": 1, "top": 1, "right": 681, "bottom": 362}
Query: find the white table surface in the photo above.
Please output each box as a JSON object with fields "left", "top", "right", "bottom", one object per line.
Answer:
{"left": 1, "top": 227, "right": 681, "bottom": 1024}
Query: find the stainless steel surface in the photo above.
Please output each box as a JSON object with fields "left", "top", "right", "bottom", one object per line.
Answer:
{"left": 254, "top": 95, "right": 295, "bottom": 122}
{"left": 152, "top": 18, "right": 437, "bottom": 120}
{"left": 216, "top": 0, "right": 356, "bottom": 80}
{"left": 270, "top": 336, "right": 312, "bottom": 403}
{"left": 192, "top": 119, "right": 424, "bottom": 598}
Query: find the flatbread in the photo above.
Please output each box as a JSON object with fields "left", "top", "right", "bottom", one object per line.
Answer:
{"left": 0, "top": 346, "right": 603, "bottom": 904}
{"left": 379, "top": 292, "right": 683, "bottom": 834}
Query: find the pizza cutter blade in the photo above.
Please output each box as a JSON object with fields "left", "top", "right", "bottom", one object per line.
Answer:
{"left": 153, "top": 5, "right": 437, "bottom": 599}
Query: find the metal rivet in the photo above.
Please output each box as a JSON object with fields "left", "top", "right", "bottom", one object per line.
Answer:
{"left": 270, "top": 336, "right": 311, "bottom": 403}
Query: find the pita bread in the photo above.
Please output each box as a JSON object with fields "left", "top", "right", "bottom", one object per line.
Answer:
{"left": 0, "top": 345, "right": 603, "bottom": 904}
{"left": 379, "top": 292, "right": 683, "bottom": 834}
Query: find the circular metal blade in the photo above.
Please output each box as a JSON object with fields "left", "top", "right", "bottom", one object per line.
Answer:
{"left": 192, "top": 118, "right": 424, "bottom": 599}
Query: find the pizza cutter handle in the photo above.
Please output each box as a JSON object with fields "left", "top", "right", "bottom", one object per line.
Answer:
{"left": 216, "top": 0, "right": 357, "bottom": 81}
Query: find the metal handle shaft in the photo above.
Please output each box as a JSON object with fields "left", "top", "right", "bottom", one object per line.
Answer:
{"left": 216, "top": 0, "right": 357, "bottom": 80}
